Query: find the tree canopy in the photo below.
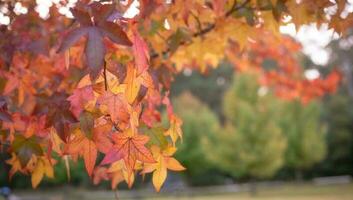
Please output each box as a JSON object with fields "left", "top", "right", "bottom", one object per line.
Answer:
{"left": 0, "top": 0, "right": 352, "bottom": 191}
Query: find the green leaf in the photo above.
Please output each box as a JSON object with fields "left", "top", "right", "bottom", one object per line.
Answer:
{"left": 12, "top": 135, "right": 43, "bottom": 167}
{"left": 144, "top": 126, "right": 168, "bottom": 149}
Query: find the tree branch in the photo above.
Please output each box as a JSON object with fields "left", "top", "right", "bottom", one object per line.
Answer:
{"left": 151, "top": 0, "right": 251, "bottom": 59}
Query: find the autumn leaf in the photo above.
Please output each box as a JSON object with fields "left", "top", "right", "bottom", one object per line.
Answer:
{"left": 101, "top": 132, "right": 155, "bottom": 174}
{"left": 144, "top": 126, "right": 168, "bottom": 149}
{"left": 85, "top": 27, "right": 106, "bottom": 80}
{"left": 67, "top": 86, "right": 95, "bottom": 118}
{"left": 79, "top": 111, "right": 95, "bottom": 139}
{"left": 100, "top": 21, "right": 132, "bottom": 46}
{"left": 57, "top": 27, "right": 89, "bottom": 53}
{"left": 93, "top": 119, "right": 113, "bottom": 154}
{"left": 6, "top": 153, "right": 22, "bottom": 179}
{"left": 31, "top": 156, "right": 55, "bottom": 188}
{"left": 107, "top": 160, "right": 135, "bottom": 189}
{"left": 83, "top": 139, "right": 98, "bottom": 177}
{"left": 92, "top": 166, "right": 110, "bottom": 185}
{"left": 142, "top": 145, "right": 185, "bottom": 192}
{"left": 124, "top": 63, "right": 141, "bottom": 104}
{"left": 12, "top": 135, "right": 43, "bottom": 167}
{"left": 57, "top": 7, "right": 132, "bottom": 80}
{"left": 97, "top": 91, "right": 130, "bottom": 123}
{"left": 132, "top": 31, "right": 150, "bottom": 74}
{"left": 65, "top": 130, "right": 97, "bottom": 176}
{"left": 164, "top": 115, "right": 183, "bottom": 146}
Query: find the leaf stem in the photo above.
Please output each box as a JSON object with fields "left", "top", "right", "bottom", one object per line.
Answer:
{"left": 114, "top": 188, "right": 120, "bottom": 200}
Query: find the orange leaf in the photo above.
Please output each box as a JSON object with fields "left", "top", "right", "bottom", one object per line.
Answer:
{"left": 83, "top": 139, "right": 97, "bottom": 176}
{"left": 98, "top": 91, "right": 130, "bottom": 123}
{"left": 142, "top": 146, "right": 185, "bottom": 192}
{"left": 101, "top": 132, "right": 155, "bottom": 174}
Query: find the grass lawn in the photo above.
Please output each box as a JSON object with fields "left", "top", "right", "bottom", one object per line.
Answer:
{"left": 150, "top": 183, "right": 353, "bottom": 200}
{"left": 6, "top": 183, "right": 353, "bottom": 200}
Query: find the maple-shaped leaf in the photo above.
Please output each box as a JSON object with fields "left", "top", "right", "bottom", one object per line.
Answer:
{"left": 101, "top": 132, "right": 155, "bottom": 174}
{"left": 142, "top": 146, "right": 185, "bottom": 192}
{"left": 35, "top": 92, "right": 77, "bottom": 142}
{"left": 12, "top": 135, "right": 43, "bottom": 167}
{"left": 144, "top": 126, "right": 168, "bottom": 149}
{"left": 97, "top": 91, "right": 130, "bottom": 124}
{"left": 107, "top": 160, "right": 135, "bottom": 189}
{"left": 164, "top": 115, "right": 183, "bottom": 146}
{"left": 31, "top": 156, "right": 55, "bottom": 188}
{"left": 57, "top": 4, "right": 132, "bottom": 80}
{"left": 65, "top": 130, "right": 97, "bottom": 176}
{"left": 93, "top": 119, "right": 113, "bottom": 154}
{"left": 6, "top": 153, "right": 22, "bottom": 179}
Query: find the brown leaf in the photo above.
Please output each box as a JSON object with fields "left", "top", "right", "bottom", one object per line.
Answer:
{"left": 71, "top": 8, "right": 92, "bottom": 26}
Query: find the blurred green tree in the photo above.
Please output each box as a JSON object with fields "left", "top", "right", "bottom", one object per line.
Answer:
{"left": 173, "top": 92, "right": 224, "bottom": 185}
{"left": 317, "top": 93, "right": 353, "bottom": 176}
{"left": 205, "top": 73, "right": 287, "bottom": 181}
{"left": 171, "top": 63, "right": 233, "bottom": 119}
{"left": 279, "top": 100, "right": 327, "bottom": 180}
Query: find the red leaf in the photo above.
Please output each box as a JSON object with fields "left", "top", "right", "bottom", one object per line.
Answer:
{"left": 67, "top": 86, "right": 95, "bottom": 118}
{"left": 57, "top": 27, "right": 88, "bottom": 53}
{"left": 97, "top": 91, "right": 129, "bottom": 124}
{"left": 132, "top": 32, "right": 149, "bottom": 74}
{"left": 101, "top": 133, "right": 155, "bottom": 172}
{"left": 85, "top": 27, "right": 106, "bottom": 80}
{"left": 100, "top": 21, "right": 132, "bottom": 46}
{"left": 93, "top": 121, "right": 113, "bottom": 154}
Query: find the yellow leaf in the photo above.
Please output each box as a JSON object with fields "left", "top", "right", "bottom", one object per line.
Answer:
{"left": 164, "top": 115, "right": 183, "bottom": 146}
{"left": 49, "top": 127, "right": 64, "bottom": 154}
{"left": 152, "top": 156, "right": 167, "bottom": 192}
{"left": 124, "top": 63, "right": 141, "bottom": 104}
{"left": 142, "top": 145, "right": 185, "bottom": 192}
{"left": 31, "top": 157, "right": 55, "bottom": 188}
{"left": 6, "top": 153, "right": 22, "bottom": 179}
{"left": 31, "top": 159, "right": 44, "bottom": 188}
{"left": 166, "top": 157, "right": 185, "bottom": 171}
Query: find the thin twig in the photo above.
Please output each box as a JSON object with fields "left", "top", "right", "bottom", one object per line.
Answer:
{"left": 103, "top": 61, "right": 108, "bottom": 91}
{"left": 190, "top": 11, "right": 203, "bottom": 36}
{"left": 193, "top": 0, "right": 250, "bottom": 37}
